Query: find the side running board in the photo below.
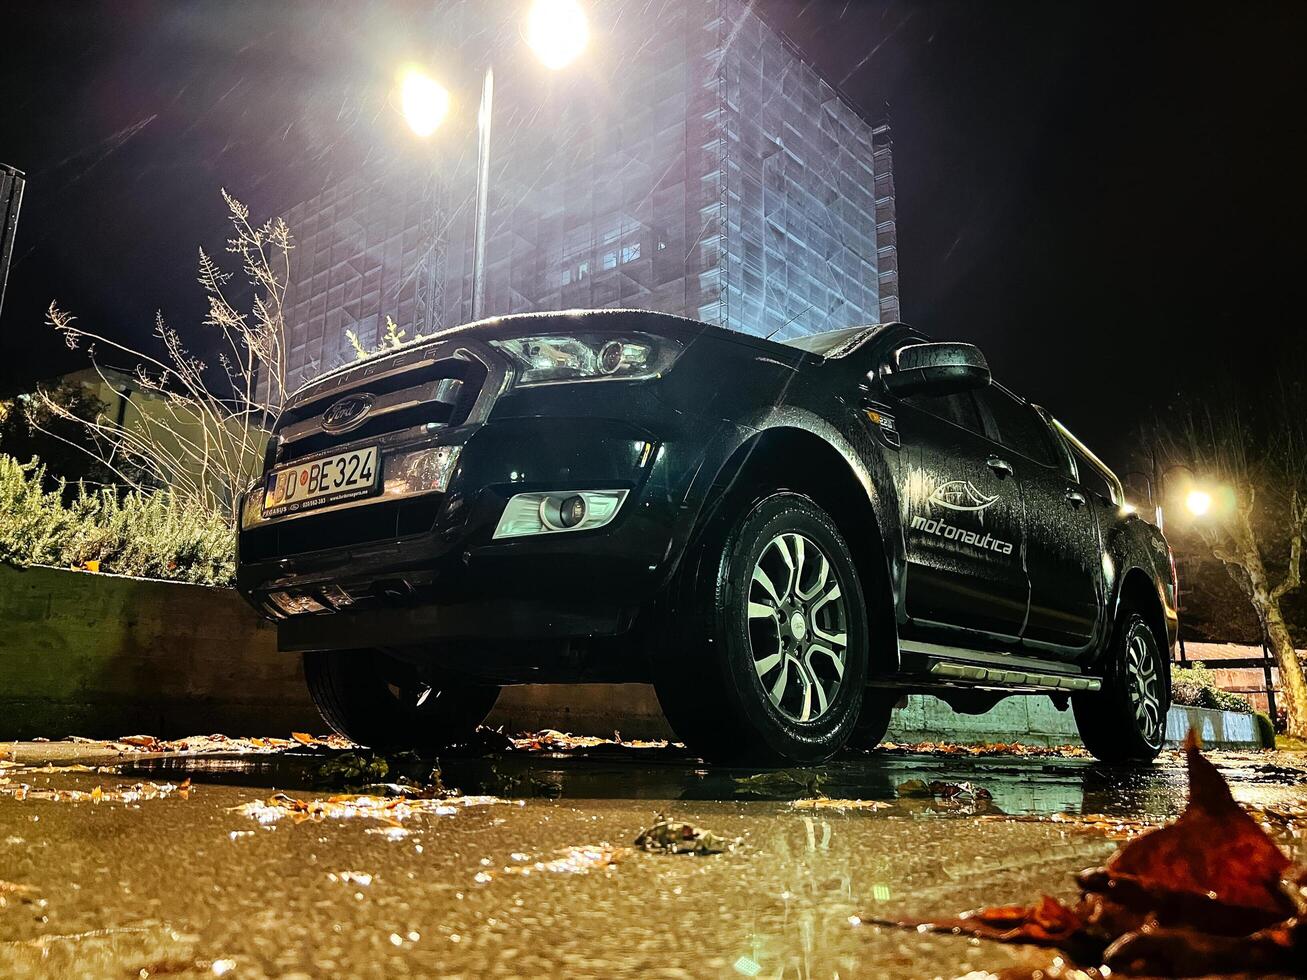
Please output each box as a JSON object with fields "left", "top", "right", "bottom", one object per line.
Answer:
{"left": 928, "top": 661, "right": 1100, "bottom": 692}
{"left": 895, "top": 640, "right": 1103, "bottom": 693}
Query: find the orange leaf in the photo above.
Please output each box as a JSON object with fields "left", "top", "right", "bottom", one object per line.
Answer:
{"left": 1102, "top": 732, "right": 1292, "bottom": 925}
{"left": 868, "top": 895, "right": 1083, "bottom": 948}
{"left": 291, "top": 732, "right": 317, "bottom": 745}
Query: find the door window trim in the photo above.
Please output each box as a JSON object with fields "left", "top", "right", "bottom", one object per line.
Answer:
{"left": 970, "top": 383, "right": 1062, "bottom": 470}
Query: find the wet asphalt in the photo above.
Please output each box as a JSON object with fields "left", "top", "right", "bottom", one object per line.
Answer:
{"left": 1, "top": 740, "right": 1304, "bottom": 979}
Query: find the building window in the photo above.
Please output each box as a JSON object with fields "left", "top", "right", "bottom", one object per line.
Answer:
{"left": 602, "top": 250, "right": 618, "bottom": 271}
{"left": 621, "top": 242, "right": 641, "bottom": 264}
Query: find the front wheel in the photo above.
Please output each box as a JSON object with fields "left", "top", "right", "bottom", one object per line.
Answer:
{"left": 1072, "top": 609, "right": 1169, "bottom": 763}
{"left": 303, "top": 649, "right": 501, "bottom": 750}
{"left": 653, "top": 492, "right": 869, "bottom": 765}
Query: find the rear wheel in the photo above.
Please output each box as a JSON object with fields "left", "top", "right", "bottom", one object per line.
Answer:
{"left": 848, "top": 689, "right": 899, "bottom": 751}
{"left": 1073, "top": 609, "right": 1169, "bottom": 763}
{"left": 303, "top": 649, "right": 501, "bottom": 750}
{"left": 652, "top": 492, "right": 869, "bottom": 765}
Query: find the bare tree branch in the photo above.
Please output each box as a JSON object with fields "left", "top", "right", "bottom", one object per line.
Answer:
{"left": 40, "top": 192, "right": 293, "bottom": 525}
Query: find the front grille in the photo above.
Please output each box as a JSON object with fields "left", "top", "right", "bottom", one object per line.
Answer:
{"left": 271, "top": 350, "right": 488, "bottom": 467}
{"left": 284, "top": 405, "right": 444, "bottom": 463}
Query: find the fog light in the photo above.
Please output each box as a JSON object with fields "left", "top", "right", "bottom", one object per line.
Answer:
{"left": 542, "top": 493, "right": 587, "bottom": 530}
{"left": 493, "top": 489, "right": 628, "bottom": 539}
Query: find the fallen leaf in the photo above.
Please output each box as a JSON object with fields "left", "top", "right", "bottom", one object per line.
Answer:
{"left": 635, "top": 814, "right": 742, "bottom": 855}
{"left": 291, "top": 732, "right": 318, "bottom": 745}
{"left": 1099, "top": 738, "right": 1293, "bottom": 928}
{"left": 878, "top": 741, "right": 1092, "bottom": 758}
{"left": 790, "top": 798, "right": 890, "bottom": 811}
{"left": 119, "top": 735, "right": 160, "bottom": 749}
{"left": 230, "top": 792, "right": 516, "bottom": 825}
{"left": 0, "top": 780, "right": 192, "bottom": 805}
{"left": 734, "top": 769, "right": 828, "bottom": 797}
{"left": 867, "top": 733, "right": 1307, "bottom": 976}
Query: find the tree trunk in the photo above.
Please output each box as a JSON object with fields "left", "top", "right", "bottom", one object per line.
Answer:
{"left": 1257, "top": 595, "right": 1307, "bottom": 738}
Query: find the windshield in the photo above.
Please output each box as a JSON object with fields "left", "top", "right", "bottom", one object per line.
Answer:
{"left": 782, "top": 325, "right": 883, "bottom": 356}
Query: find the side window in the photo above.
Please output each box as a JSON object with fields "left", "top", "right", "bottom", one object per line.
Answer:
{"left": 1071, "top": 445, "right": 1118, "bottom": 505}
{"left": 973, "top": 386, "right": 1057, "bottom": 466}
{"left": 904, "top": 391, "right": 984, "bottom": 436}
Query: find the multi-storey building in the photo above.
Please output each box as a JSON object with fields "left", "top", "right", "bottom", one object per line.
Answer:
{"left": 275, "top": 0, "right": 898, "bottom": 393}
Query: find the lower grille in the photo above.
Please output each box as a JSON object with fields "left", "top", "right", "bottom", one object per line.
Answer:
{"left": 240, "top": 495, "right": 444, "bottom": 562}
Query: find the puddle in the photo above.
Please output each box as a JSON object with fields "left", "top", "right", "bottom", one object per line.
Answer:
{"left": 108, "top": 745, "right": 1195, "bottom": 819}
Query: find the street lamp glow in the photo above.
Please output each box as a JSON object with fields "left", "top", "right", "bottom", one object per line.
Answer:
{"left": 1186, "top": 489, "right": 1212, "bottom": 517}
{"left": 400, "top": 67, "right": 450, "bottom": 138}
{"left": 526, "top": 0, "right": 590, "bottom": 70}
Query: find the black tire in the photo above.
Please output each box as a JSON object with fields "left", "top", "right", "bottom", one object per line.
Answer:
{"left": 652, "top": 492, "right": 869, "bottom": 765}
{"left": 1072, "top": 609, "right": 1169, "bottom": 763}
{"left": 848, "top": 689, "right": 899, "bottom": 751}
{"left": 303, "top": 649, "right": 501, "bottom": 751}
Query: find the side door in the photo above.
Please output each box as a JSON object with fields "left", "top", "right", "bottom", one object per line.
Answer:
{"left": 887, "top": 387, "right": 1030, "bottom": 644}
{"left": 972, "top": 386, "right": 1103, "bottom": 657}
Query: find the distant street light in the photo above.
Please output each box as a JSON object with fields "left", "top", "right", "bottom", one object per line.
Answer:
{"left": 1185, "top": 489, "right": 1213, "bottom": 517}
{"left": 400, "top": 67, "right": 451, "bottom": 138}
{"left": 400, "top": 1, "right": 590, "bottom": 319}
{"left": 1124, "top": 457, "right": 1226, "bottom": 531}
{"left": 526, "top": 0, "right": 591, "bottom": 70}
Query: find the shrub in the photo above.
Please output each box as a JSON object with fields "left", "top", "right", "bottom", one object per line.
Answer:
{"left": 0, "top": 454, "right": 234, "bottom": 586}
{"left": 1170, "top": 664, "right": 1253, "bottom": 713}
{"left": 1254, "top": 712, "right": 1277, "bottom": 748}
{"left": 0, "top": 456, "right": 79, "bottom": 567}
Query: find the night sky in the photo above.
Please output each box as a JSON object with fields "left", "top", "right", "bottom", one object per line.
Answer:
{"left": 2, "top": 0, "right": 1304, "bottom": 466}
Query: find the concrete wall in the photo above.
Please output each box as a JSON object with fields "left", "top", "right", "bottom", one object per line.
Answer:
{"left": 0, "top": 564, "right": 317, "bottom": 739}
{"left": 0, "top": 564, "right": 1273, "bottom": 750}
{"left": 491, "top": 685, "right": 1272, "bottom": 750}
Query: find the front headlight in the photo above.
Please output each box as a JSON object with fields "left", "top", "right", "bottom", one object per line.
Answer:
{"left": 490, "top": 332, "right": 683, "bottom": 386}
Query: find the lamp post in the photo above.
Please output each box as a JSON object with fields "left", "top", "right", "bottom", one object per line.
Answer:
{"left": 401, "top": 0, "right": 590, "bottom": 321}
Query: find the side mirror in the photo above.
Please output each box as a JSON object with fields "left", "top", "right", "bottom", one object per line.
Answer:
{"left": 883, "top": 342, "right": 990, "bottom": 397}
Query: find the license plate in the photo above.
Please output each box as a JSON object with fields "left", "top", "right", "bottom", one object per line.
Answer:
{"left": 263, "top": 446, "right": 379, "bottom": 518}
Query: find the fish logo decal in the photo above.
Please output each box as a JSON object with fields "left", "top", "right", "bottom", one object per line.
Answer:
{"left": 929, "top": 480, "right": 999, "bottom": 513}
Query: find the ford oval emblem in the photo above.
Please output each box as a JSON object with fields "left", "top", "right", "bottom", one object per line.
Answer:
{"left": 321, "top": 393, "right": 374, "bottom": 433}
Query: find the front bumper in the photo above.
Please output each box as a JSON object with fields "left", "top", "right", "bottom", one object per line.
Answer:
{"left": 236, "top": 414, "right": 679, "bottom": 648}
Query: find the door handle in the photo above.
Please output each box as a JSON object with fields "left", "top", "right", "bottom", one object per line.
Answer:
{"left": 1066, "top": 489, "right": 1087, "bottom": 508}
{"left": 986, "top": 456, "right": 1014, "bottom": 478}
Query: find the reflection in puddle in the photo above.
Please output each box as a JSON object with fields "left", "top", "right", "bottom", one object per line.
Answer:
{"left": 113, "top": 745, "right": 1192, "bottom": 819}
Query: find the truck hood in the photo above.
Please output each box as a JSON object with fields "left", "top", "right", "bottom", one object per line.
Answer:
{"left": 296, "top": 308, "right": 813, "bottom": 397}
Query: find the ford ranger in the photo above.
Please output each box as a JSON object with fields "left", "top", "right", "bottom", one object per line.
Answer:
{"left": 236, "top": 310, "right": 1177, "bottom": 765}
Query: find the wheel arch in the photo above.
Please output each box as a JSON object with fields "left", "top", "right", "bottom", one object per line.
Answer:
{"left": 1115, "top": 566, "right": 1172, "bottom": 670}
{"left": 691, "top": 424, "right": 899, "bottom": 674}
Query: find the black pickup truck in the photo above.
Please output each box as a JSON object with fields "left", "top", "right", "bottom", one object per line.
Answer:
{"left": 237, "top": 310, "right": 1177, "bottom": 765}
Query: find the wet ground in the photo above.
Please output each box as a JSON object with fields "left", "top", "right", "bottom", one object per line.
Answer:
{"left": 1, "top": 737, "right": 1304, "bottom": 979}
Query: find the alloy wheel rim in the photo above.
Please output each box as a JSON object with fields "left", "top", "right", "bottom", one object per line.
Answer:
{"left": 747, "top": 532, "right": 849, "bottom": 723}
{"left": 1126, "top": 629, "right": 1163, "bottom": 744}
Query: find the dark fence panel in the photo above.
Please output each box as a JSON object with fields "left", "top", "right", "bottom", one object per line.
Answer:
{"left": 0, "top": 164, "right": 25, "bottom": 318}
